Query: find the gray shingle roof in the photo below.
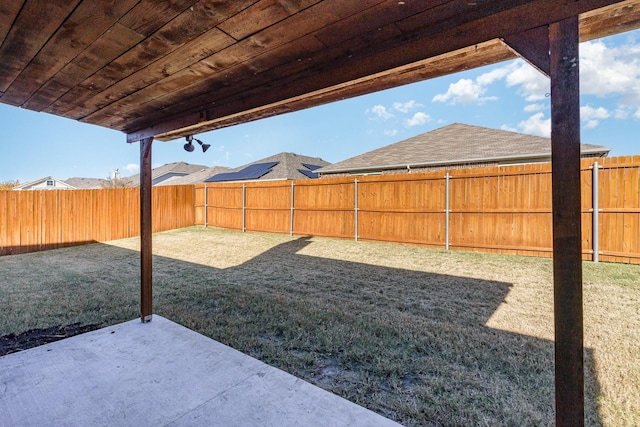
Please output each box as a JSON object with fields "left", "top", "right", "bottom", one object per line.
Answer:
{"left": 13, "top": 176, "right": 76, "bottom": 190}
{"left": 156, "top": 166, "right": 231, "bottom": 186}
{"left": 64, "top": 177, "right": 108, "bottom": 189}
{"left": 125, "top": 162, "right": 208, "bottom": 186}
{"left": 205, "top": 152, "right": 330, "bottom": 182}
{"left": 317, "top": 123, "right": 610, "bottom": 174}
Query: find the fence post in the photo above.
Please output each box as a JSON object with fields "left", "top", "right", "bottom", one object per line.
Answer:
{"left": 204, "top": 184, "right": 208, "bottom": 228}
{"left": 592, "top": 161, "right": 599, "bottom": 262}
{"left": 354, "top": 179, "right": 359, "bottom": 242}
{"left": 290, "top": 181, "right": 295, "bottom": 236}
{"left": 242, "top": 184, "right": 246, "bottom": 232}
{"left": 445, "top": 173, "right": 450, "bottom": 250}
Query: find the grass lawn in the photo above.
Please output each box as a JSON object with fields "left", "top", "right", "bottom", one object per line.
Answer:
{"left": 1, "top": 226, "right": 638, "bottom": 426}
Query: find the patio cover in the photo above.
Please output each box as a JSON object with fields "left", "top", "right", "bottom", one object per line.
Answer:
{"left": 2, "top": 1, "right": 640, "bottom": 425}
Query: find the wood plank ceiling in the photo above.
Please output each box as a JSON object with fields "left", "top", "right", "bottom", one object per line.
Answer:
{"left": 1, "top": 0, "right": 639, "bottom": 142}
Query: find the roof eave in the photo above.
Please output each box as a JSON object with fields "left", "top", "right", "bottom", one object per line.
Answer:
{"left": 318, "top": 149, "right": 610, "bottom": 175}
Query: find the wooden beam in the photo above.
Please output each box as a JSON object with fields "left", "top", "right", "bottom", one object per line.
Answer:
{"left": 501, "top": 26, "right": 550, "bottom": 77}
{"left": 140, "top": 137, "right": 153, "bottom": 322}
{"left": 549, "top": 16, "right": 584, "bottom": 426}
{"left": 126, "top": 40, "right": 517, "bottom": 143}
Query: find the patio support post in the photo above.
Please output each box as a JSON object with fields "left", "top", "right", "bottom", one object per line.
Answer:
{"left": 140, "top": 136, "right": 154, "bottom": 323}
{"left": 503, "top": 17, "right": 584, "bottom": 425}
{"left": 550, "top": 16, "right": 584, "bottom": 426}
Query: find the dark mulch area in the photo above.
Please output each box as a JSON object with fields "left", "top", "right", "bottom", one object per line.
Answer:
{"left": 0, "top": 323, "right": 101, "bottom": 356}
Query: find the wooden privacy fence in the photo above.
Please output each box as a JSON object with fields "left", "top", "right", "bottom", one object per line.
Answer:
{"left": 0, "top": 185, "right": 194, "bottom": 256}
{"left": 195, "top": 155, "right": 640, "bottom": 264}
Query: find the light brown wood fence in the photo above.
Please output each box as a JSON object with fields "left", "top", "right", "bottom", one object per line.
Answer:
{"left": 195, "top": 155, "right": 640, "bottom": 264}
{"left": 0, "top": 185, "right": 194, "bottom": 256}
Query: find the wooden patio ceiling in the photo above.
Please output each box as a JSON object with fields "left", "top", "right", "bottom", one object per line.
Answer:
{"left": 1, "top": 1, "right": 639, "bottom": 143}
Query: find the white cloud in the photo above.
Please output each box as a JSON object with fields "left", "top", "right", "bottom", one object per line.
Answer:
{"left": 432, "top": 78, "right": 497, "bottom": 105}
{"left": 476, "top": 66, "right": 511, "bottom": 85}
{"left": 580, "top": 40, "right": 640, "bottom": 105}
{"left": 505, "top": 61, "right": 549, "bottom": 101}
{"left": 384, "top": 129, "right": 398, "bottom": 136}
{"left": 614, "top": 109, "right": 629, "bottom": 119}
{"left": 405, "top": 112, "right": 431, "bottom": 127}
{"left": 524, "top": 103, "right": 545, "bottom": 112}
{"left": 433, "top": 38, "right": 640, "bottom": 117}
{"left": 580, "top": 105, "right": 610, "bottom": 129}
{"left": 500, "top": 124, "right": 518, "bottom": 132}
{"left": 393, "top": 100, "right": 423, "bottom": 113}
{"left": 635, "top": 108, "right": 640, "bottom": 119}
{"left": 368, "top": 105, "right": 393, "bottom": 119}
{"left": 123, "top": 163, "right": 139, "bottom": 173}
{"left": 517, "top": 113, "right": 550, "bottom": 137}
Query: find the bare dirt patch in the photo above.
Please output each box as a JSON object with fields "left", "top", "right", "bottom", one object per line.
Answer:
{"left": 0, "top": 323, "right": 101, "bottom": 356}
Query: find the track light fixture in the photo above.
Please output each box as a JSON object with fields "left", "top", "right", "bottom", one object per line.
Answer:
{"left": 184, "top": 135, "right": 210, "bottom": 153}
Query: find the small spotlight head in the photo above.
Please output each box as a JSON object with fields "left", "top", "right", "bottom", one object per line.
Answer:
{"left": 195, "top": 138, "right": 210, "bottom": 153}
{"left": 183, "top": 135, "right": 194, "bottom": 152}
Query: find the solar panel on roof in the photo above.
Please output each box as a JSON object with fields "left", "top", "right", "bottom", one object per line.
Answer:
{"left": 298, "top": 169, "right": 319, "bottom": 179}
{"left": 205, "top": 162, "right": 279, "bottom": 182}
{"left": 301, "top": 163, "right": 322, "bottom": 171}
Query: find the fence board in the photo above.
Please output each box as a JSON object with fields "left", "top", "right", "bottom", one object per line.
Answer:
{"left": 0, "top": 186, "right": 193, "bottom": 256}
{"left": 294, "top": 211, "right": 355, "bottom": 238}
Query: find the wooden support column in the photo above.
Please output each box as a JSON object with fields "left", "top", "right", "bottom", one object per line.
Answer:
{"left": 550, "top": 17, "right": 584, "bottom": 426}
{"left": 503, "top": 17, "right": 584, "bottom": 425}
{"left": 140, "top": 137, "right": 154, "bottom": 323}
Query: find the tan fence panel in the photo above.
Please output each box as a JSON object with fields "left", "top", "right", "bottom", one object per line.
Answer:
{"left": 597, "top": 156, "right": 640, "bottom": 264}
{"left": 152, "top": 186, "right": 194, "bottom": 232}
{"left": 580, "top": 164, "right": 594, "bottom": 260}
{"left": 294, "top": 180, "right": 355, "bottom": 238}
{"left": 449, "top": 164, "right": 555, "bottom": 257}
{"left": 0, "top": 192, "right": 6, "bottom": 255}
{"left": 357, "top": 177, "right": 445, "bottom": 246}
{"left": 7, "top": 192, "right": 22, "bottom": 254}
{"left": 194, "top": 185, "right": 205, "bottom": 225}
{"left": 0, "top": 186, "right": 194, "bottom": 256}
{"left": 245, "top": 184, "right": 291, "bottom": 234}
{"left": 42, "top": 190, "right": 59, "bottom": 250}
{"left": 203, "top": 185, "right": 244, "bottom": 230}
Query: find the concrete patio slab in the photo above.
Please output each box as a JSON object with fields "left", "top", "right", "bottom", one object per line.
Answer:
{"left": 0, "top": 315, "right": 401, "bottom": 427}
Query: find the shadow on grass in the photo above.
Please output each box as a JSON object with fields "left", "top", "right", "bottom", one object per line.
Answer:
{"left": 0, "top": 236, "right": 602, "bottom": 426}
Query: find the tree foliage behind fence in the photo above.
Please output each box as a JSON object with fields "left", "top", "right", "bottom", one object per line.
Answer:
{"left": 195, "top": 156, "right": 640, "bottom": 264}
{"left": 0, "top": 185, "right": 194, "bottom": 256}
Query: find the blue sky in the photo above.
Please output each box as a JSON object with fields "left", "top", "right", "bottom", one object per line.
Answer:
{"left": 1, "top": 29, "right": 639, "bottom": 183}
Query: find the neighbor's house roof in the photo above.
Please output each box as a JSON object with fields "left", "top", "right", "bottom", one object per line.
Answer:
{"left": 156, "top": 166, "right": 231, "bottom": 186}
{"left": 64, "top": 177, "right": 108, "bottom": 189}
{"left": 316, "top": 123, "right": 611, "bottom": 176}
{"left": 205, "top": 153, "right": 330, "bottom": 183}
{"left": 126, "top": 162, "right": 208, "bottom": 186}
{"left": 13, "top": 176, "right": 76, "bottom": 190}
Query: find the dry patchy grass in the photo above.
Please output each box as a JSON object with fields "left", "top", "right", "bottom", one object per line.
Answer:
{"left": 1, "top": 226, "right": 638, "bottom": 426}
